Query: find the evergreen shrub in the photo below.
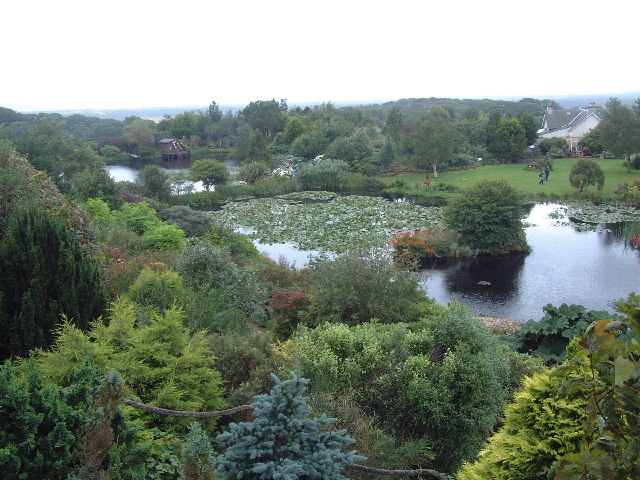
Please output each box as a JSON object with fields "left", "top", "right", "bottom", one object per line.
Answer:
{"left": 216, "top": 369, "right": 363, "bottom": 480}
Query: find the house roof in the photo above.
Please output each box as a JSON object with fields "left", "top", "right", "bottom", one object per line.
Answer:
{"left": 542, "top": 105, "right": 605, "bottom": 133}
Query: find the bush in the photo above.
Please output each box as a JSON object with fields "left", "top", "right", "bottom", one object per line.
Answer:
{"left": 294, "top": 304, "right": 513, "bottom": 473}
{"left": 0, "top": 361, "right": 148, "bottom": 480}
{"left": 237, "top": 161, "right": 271, "bottom": 185}
{"left": 297, "top": 157, "right": 349, "bottom": 191}
{"left": 388, "top": 227, "right": 459, "bottom": 265}
{"left": 269, "top": 290, "right": 311, "bottom": 340}
{"left": 306, "top": 248, "right": 427, "bottom": 325}
{"left": 0, "top": 206, "right": 108, "bottom": 359}
{"left": 216, "top": 369, "right": 363, "bottom": 480}
{"left": 176, "top": 239, "right": 239, "bottom": 290}
{"left": 157, "top": 205, "right": 213, "bottom": 237}
{"left": 30, "top": 299, "right": 226, "bottom": 433}
{"left": 443, "top": 179, "right": 528, "bottom": 254}
{"left": 127, "top": 267, "right": 185, "bottom": 316}
{"left": 142, "top": 223, "right": 186, "bottom": 251}
{"left": 456, "top": 365, "right": 588, "bottom": 480}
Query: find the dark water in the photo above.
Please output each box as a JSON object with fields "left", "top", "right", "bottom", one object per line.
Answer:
{"left": 419, "top": 203, "right": 640, "bottom": 322}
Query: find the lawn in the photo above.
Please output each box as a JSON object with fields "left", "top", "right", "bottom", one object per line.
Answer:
{"left": 381, "top": 158, "right": 638, "bottom": 197}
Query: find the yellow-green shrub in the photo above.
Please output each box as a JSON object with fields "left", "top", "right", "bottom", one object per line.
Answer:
{"left": 456, "top": 366, "right": 588, "bottom": 480}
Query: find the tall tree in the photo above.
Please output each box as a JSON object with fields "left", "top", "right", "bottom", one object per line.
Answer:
{"left": 384, "top": 106, "right": 404, "bottom": 149}
{"left": 189, "top": 158, "right": 230, "bottom": 190}
{"left": 0, "top": 206, "right": 108, "bottom": 359}
{"left": 411, "top": 113, "right": 460, "bottom": 176}
{"left": 596, "top": 97, "right": 640, "bottom": 171}
{"left": 239, "top": 99, "right": 287, "bottom": 138}
{"left": 207, "top": 100, "right": 223, "bottom": 123}
{"left": 487, "top": 117, "right": 527, "bottom": 162}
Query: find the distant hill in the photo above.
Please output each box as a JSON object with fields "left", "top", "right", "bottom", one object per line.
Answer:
{"left": 17, "top": 92, "right": 639, "bottom": 122}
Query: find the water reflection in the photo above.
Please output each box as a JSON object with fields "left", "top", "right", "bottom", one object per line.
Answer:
{"left": 420, "top": 203, "right": 639, "bottom": 322}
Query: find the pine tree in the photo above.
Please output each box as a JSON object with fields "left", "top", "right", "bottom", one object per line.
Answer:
{"left": 0, "top": 206, "right": 108, "bottom": 359}
{"left": 216, "top": 368, "right": 364, "bottom": 480}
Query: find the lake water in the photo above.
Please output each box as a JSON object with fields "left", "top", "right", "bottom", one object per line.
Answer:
{"left": 104, "top": 159, "right": 239, "bottom": 191}
{"left": 419, "top": 203, "right": 639, "bottom": 322}
{"left": 237, "top": 202, "right": 639, "bottom": 322}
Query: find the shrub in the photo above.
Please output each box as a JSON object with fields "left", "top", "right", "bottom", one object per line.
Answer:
{"left": 237, "top": 161, "right": 271, "bottom": 185}
{"left": 142, "top": 223, "right": 186, "bottom": 251}
{"left": 297, "top": 157, "right": 349, "bottom": 191}
{"left": 0, "top": 361, "right": 148, "bottom": 480}
{"left": 31, "top": 299, "right": 226, "bottom": 433}
{"left": 269, "top": 290, "right": 311, "bottom": 340}
{"left": 175, "top": 239, "right": 240, "bottom": 291}
{"left": 114, "top": 201, "right": 162, "bottom": 235}
{"left": 209, "top": 331, "right": 290, "bottom": 407}
{"left": 157, "top": 205, "right": 213, "bottom": 237}
{"left": 443, "top": 179, "right": 528, "bottom": 254}
{"left": 127, "top": 267, "right": 185, "bottom": 316}
{"left": 388, "top": 227, "right": 459, "bottom": 265}
{"left": 456, "top": 365, "right": 588, "bottom": 480}
{"left": 205, "top": 223, "right": 261, "bottom": 264}
{"left": 306, "top": 248, "right": 427, "bottom": 325}
{"left": 216, "top": 369, "right": 363, "bottom": 480}
{"left": 294, "top": 304, "right": 514, "bottom": 473}
{"left": 0, "top": 206, "right": 108, "bottom": 359}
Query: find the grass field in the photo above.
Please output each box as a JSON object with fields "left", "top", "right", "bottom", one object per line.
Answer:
{"left": 381, "top": 158, "right": 638, "bottom": 198}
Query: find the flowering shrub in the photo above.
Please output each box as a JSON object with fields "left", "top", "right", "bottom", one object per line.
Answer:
{"left": 615, "top": 179, "right": 640, "bottom": 206}
{"left": 632, "top": 235, "right": 640, "bottom": 248}
{"left": 388, "top": 228, "right": 458, "bottom": 265}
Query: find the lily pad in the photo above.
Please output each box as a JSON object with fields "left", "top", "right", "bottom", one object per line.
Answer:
{"left": 209, "top": 193, "right": 443, "bottom": 253}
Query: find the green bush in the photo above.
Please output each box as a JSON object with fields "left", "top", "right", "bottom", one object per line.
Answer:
{"left": 30, "top": 298, "right": 226, "bottom": 433}
{"left": 238, "top": 161, "right": 271, "bottom": 185}
{"left": 127, "top": 267, "right": 185, "bottom": 316}
{"left": 295, "top": 304, "right": 513, "bottom": 473}
{"left": 0, "top": 206, "right": 108, "bottom": 359}
{"left": 157, "top": 205, "right": 213, "bottom": 238}
{"left": 306, "top": 248, "right": 427, "bottom": 325}
{"left": 142, "top": 223, "right": 186, "bottom": 251}
{"left": 443, "top": 179, "right": 528, "bottom": 254}
{"left": 0, "top": 361, "right": 148, "bottom": 480}
{"left": 297, "top": 157, "right": 349, "bottom": 191}
{"left": 456, "top": 365, "right": 588, "bottom": 480}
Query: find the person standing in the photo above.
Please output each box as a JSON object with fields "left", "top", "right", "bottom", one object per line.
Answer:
{"left": 544, "top": 165, "right": 550, "bottom": 180}
{"left": 539, "top": 171, "right": 545, "bottom": 184}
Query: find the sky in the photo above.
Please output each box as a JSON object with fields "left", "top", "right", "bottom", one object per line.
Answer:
{"left": 2, "top": 0, "right": 639, "bottom": 112}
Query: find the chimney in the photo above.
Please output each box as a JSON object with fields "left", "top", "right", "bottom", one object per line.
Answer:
{"left": 587, "top": 102, "right": 597, "bottom": 114}
{"left": 546, "top": 102, "right": 554, "bottom": 114}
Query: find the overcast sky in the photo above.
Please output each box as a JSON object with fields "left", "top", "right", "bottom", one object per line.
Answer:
{"left": 2, "top": 0, "right": 639, "bottom": 112}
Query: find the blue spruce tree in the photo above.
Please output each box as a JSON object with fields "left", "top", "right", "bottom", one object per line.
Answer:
{"left": 216, "top": 368, "right": 364, "bottom": 480}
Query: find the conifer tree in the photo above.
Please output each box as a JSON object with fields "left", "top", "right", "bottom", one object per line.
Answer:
{"left": 0, "top": 206, "right": 107, "bottom": 359}
{"left": 216, "top": 368, "right": 364, "bottom": 480}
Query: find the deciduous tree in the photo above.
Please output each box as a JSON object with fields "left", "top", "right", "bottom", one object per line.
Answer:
{"left": 189, "top": 158, "right": 229, "bottom": 190}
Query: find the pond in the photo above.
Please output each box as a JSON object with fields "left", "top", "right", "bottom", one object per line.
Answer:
{"left": 229, "top": 201, "right": 639, "bottom": 322}
{"left": 104, "top": 159, "right": 239, "bottom": 191}
{"left": 419, "top": 203, "right": 639, "bottom": 322}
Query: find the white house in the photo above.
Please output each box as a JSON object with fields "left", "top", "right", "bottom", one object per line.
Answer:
{"left": 538, "top": 102, "right": 605, "bottom": 155}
